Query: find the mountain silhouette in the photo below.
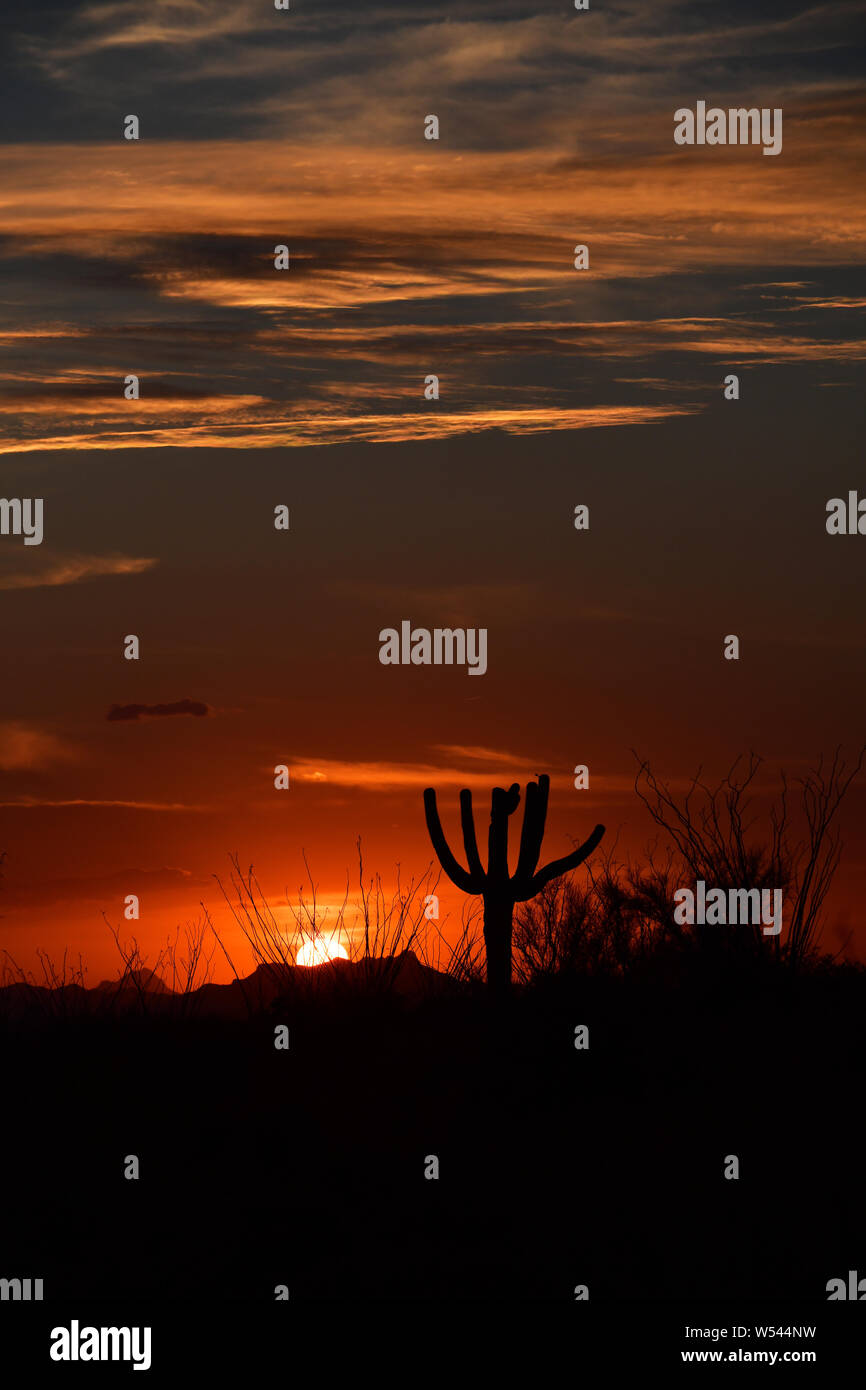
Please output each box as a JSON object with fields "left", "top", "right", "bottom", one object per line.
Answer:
{"left": 94, "top": 967, "right": 171, "bottom": 994}
{"left": 0, "top": 950, "right": 452, "bottom": 1020}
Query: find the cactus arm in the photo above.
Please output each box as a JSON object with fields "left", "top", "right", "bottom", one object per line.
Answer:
{"left": 459, "top": 788, "right": 486, "bottom": 881}
{"left": 503, "top": 782, "right": 521, "bottom": 815}
{"left": 521, "top": 823, "right": 606, "bottom": 898}
{"left": 514, "top": 774, "right": 549, "bottom": 887}
{"left": 423, "top": 787, "right": 481, "bottom": 893}
{"left": 487, "top": 787, "right": 511, "bottom": 882}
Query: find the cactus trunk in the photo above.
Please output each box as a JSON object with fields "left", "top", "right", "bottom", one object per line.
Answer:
{"left": 483, "top": 894, "right": 514, "bottom": 998}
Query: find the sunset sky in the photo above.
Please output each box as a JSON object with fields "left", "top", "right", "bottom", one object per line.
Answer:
{"left": 1, "top": 0, "right": 865, "bottom": 978}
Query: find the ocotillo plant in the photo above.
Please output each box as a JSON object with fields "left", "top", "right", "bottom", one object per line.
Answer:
{"left": 423, "top": 775, "right": 605, "bottom": 996}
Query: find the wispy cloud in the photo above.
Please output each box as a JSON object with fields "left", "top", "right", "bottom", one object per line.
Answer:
{"left": 292, "top": 756, "right": 529, "bottom": 791}
{"left": 0, "top": 404, "right": 696, "bottom": 455}
{"left": 0, "top": 391, "right": 265, "bottom": 417}
{"left": 19, "top": 0, "right": 866, "bottom": 158}
{"left": 0, "top": 99, "right": 862, "bottom": 454}
{"left": 0, "top": 553, "right": 157, "bottom": 591}
{"left": 0, "top": 0, "right": 858, "bottom": 492}
{"left": 0, "top": 863, "right": 208, "bottom": 909}
{"left": 290, "top": 751, "right": 636, "bottom": 794}
{"left": 0, "top": 721, "right": 77, "bottom": 770}
{"left": 0, "top": 798, "right": 208, "bottom": 810}
{"left": 434, "top": 745, "right": 538, "bottom": 766}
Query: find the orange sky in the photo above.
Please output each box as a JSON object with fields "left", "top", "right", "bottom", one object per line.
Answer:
{"left": 2, "top": 0, "right": 865, "bottom": 980}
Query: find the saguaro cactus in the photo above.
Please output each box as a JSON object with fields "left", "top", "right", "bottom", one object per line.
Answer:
{"left": 423, "top": 775, "right": 604, "bottom": 996}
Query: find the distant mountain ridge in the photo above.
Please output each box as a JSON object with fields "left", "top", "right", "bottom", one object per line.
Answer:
{"left": 0, "top": 950, "right": 456, "bottom": 1019}
{"left": 94, "top": 967, "right": 170, "bottom": 993}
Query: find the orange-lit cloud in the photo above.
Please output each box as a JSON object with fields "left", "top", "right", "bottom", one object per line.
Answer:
{"left": 251, "top": 317, "right": 866, "bottom": 363}
{"left": 291, "top": 752, "right": 638, "bottom": 796}
{"left": 0, "top": 393, "right": 265, "bottom": 417}
{"left": 0, "top": 404, "right": 697, "bottom": 455}
{"left": 0, "top": 554, "right": 157, "bottom": 590}
{"left": 0, "top": 722, "right": 77, "bottom": 770}
{"left": 1, "top": 125, "right": 864, "bottom": 274}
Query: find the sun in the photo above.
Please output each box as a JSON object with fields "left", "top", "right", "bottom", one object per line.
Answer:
{"left": 295, "top": 936, "right": 349, "bottom": 968}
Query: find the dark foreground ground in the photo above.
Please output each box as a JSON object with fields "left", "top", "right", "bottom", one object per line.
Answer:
{"left": 1, "top": 951, "right": 864, "bottom": 1305}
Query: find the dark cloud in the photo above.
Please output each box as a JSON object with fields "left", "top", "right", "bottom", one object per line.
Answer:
{"left": 1, "top": 0, "right": 864, "bottom": 148}
{"left": 106, "top": 700, "right": 213, "bottom": 722}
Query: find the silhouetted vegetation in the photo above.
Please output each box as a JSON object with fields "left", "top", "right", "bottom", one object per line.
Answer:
{"left": 2, "top": 750, "right": 862, "bottom": 1021}
{"left": 1, "top": 756, "right": 864, "bottom": 1302}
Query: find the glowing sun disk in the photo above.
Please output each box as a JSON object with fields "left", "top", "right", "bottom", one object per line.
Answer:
{"left": 296, "top": 937, "right": 349, "bottom": 967}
